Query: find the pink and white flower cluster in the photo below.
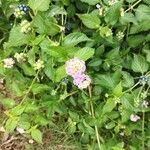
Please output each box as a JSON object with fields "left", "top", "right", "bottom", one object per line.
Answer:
{"left": 66, "top": 57, "right": 91, "bottom": 89}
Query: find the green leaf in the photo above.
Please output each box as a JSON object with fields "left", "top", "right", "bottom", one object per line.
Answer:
{"left": 28, "top": 0, "right": 50, "bottom": 12}
{"left": 0, "top": 98, "right": 15, "bottom": 108}
{"left": 105, "top": 2, "right": 122, "bottom": 25}
{"left": 122, "top": 72, "right": 134, "bottom": 88}
{"left": 113, "top": 82, "right": 123, "bottom": 97}
{"left": 63, "top": 32, "right": 92, "bottom": 46}
{"left": 102, "top": 98, "right": 117, "bottom": 114}
{"left": 31, "top": 128, "right": 42, "bottom": 143}
{"left": 74, "top": 47, "right": 95, "bottom": 61}
{"left": 88, "top": 58, "right": 102, "bottom": 67}
{"left": 94, "top": 74, "right": 115, "bottom": 90}
{"left": 120, "top": 12, "right": 137, "bottom": 25}
{"left": 49, "top": 5, "right": 67, "bottom": 16}
{"left": 5, "top": 118, "right": 18, "bottom": 132}
{"left": 131, "top": 55, "right": 149, "bottom": 74}
{"left": 31, "top": 83, "right": 49, "bottom": 94}
{"left": 80, "top": 0, "right": 100, "bottom": 5}
{"left": 77, "top": 13, "right": 101, "bottom": 29}
{"left": 21, "top": 63, "right": 36, "bottom": 76}
{"left": 8, "top": 26, "right": 31, "bottom": 47}
{"left": 127, "top": 35, "right": 145, "bottom": 48}
{"left": 135, "top": 4, "right": 150, "bottom": 22}
{"left": 130, "top": 20, "right": 150, "bottom": 34}
{"left": 105, "top": 122, "right": 116, "bottom": 129}
{"left": 55, "top": 65, "right": 67, "bottom": 82}
{"left": 10, "top": 105, "right": 25, "bottom": 116}
{"left": 32, "top": 13, "right": 60, "bottom": 36}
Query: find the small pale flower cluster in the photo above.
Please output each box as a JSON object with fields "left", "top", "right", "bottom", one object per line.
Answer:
{"left": 105, "top": 29, "right": 113, "bottom": 37}
{"left": 142, "top": 100, "right": 149, "bottom": 108}
{"left": 130, "top": 114, "right": 140, "bottom": 122}
{"left": 33, "top": 59, "right": 44, "bottom": 70}
{"left": 14, "top": 7, "right": 25, "bottom": 18}
{"left": 14, "top": 52, "right": 26, "bottom": 63}
{"left": 96, "top": 4, "right": 103, "bottom": 16}
{"left": 108, "top": 0, "right": 118, "bottom": 6}
{"left": 3, "top": 58, "right": 15, "bottom": 68}
{"left": 66, "top": 57, "right": 91, "bottom": 89}
{"left": 116, "top": 31, "right": 124, "bottom": 40}
{"left": 14, "top": 4, "right": 28, "bottom": 18}
{"left": 16, "top": 127, "right": 25, "bottom": 134}
{"left": 20, "top": 20, "right": 31, "bottom": 33}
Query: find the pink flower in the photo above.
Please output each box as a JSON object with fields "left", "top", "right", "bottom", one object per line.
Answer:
{"left": 130, "top": 114, "right": 140, "bottom": 122}
{"left": 66, "top": 57, "right": 86, "bottom": 76}
{"left": 73, "top": 74, "right": 91, "bottom": 89}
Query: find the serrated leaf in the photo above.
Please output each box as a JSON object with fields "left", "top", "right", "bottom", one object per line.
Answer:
{"left": 55, "top": 65, "right": 67, "bottom": 82}
{"left": 130, "top": 20, "right": 150, "bottom": 34}
{"left": 74, "top": 47, "right": 94, "bottom": 61}
{"left": 127, "top": 35, "right": 145, "bottom": 48}
{"left": 63, "top": 32, "right": 91, "bottom": 46}
{"left": 80, "top": 0, "right": 100, "bottom": 5}
{"left": 105, "top": 2, "right": 122, "bottom": 25}
{"left": 28, "top": 0, "right": 50, "bottom": 12}
{"left": 49, "top": 5, "right": 67, "bottom": 16}
{"left": 32, "top": 13, "right": 60, "bottom": 36}
{"left": 0, "top": 98, "right": 15, "bottom": 108}
{"left": 77, "top": 13, "right": 100, "bottom": 29}
{"left": 8, "top": 26, "right": 31, "bottom": 47}
{"left": 122, "top": 72, "right": 134, "bottom": 88}
{"left": 94, "top": 74, "right": 115, "bottom": 90}
{"left": 113, "top": 82, "right": 123, "bottom": 97}
{"left": 5, "top": 118, "right": 18, "bottom": 132}
{"left": 120, "top": 12, "right": 137, "bottom": 25}
{"left": 31, "top": 83, "right": 49, "bottom": 94}
{"left": 131, "top": 55, "right": 149, "bottom": 74}
{"left": 31, "top": 129, "right": 42, "bottom": 143}
{"left": 21, "top": 63, "right": 36, "bottom": 76}
{"left": 102, "top": 98, "right": 116, "bottom": 114}
{"left": 135, "top": 4, "right": 150, "bottom": 22}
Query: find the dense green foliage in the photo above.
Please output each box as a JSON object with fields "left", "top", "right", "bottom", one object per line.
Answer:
{"left": 0, "top": 0, "right": 150, "bottom": 149}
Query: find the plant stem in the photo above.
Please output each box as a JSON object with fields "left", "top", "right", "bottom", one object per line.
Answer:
{"left": 88, "top": 86, "right": 101, "bottom": 150}
{"left": 123, "top": 81, "right": 140, "bottom": 94}
{"left": 125, "top": 0, "right": 142, "bottom": 12}
{"left": 20, "top": 70, "right": 40, "bottom": 105}
{"left": 142, "top": 110, "right": 145, "bottom": 150}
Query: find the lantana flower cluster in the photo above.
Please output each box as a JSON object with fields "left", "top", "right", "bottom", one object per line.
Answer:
{"left": 14, "top": 4, "right": 28, "bottom": 18}
{"left": 20, "top": 20, "right": 31, "bottom": 33}
{"left": 66, "top": 57, "right": 91, "bottom": 89}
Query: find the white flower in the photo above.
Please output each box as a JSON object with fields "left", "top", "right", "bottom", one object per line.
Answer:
{"left": 29, "top": 139, "right": 34, "bottom": 144}
{"left": 116, "top": 31, "right": 124, "bottom": 40}
{"left": 96, "top": 4, "right": 101, "bottom": 9}
{"left": 3, "top": 58, "right": 15, "bottom": 68}
{"left": 142, "top": 100, "right": 149, "bottom": 108}
{"left": 33, "top": 59, "right": 44, "bottom": 70}
{"left": 105, "top": 29, "right": 112, "bottom": 37}
{"left": 130, "top": 114, "right": 140, "bottom": 122}
{"left": 16, "top": 127, "right": 25, "bottom": 134}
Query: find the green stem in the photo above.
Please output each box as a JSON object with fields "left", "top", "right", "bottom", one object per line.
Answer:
{"left": 20, "top": 70, "right": 40, "bottom": 105}
{"left": 123, "top": 81, "right": 140, "bottom": 94}
{"left": 125, "top": 0, "right": 142, "bottom": 12}
{"left": 61, "top": 13, "right": 64, "bottom": 42}
{"left": 142, "top": 110, "right": 145, "bottom": 150}
{"left": 88, "top": 86, "right": 101, "bottom": 150}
